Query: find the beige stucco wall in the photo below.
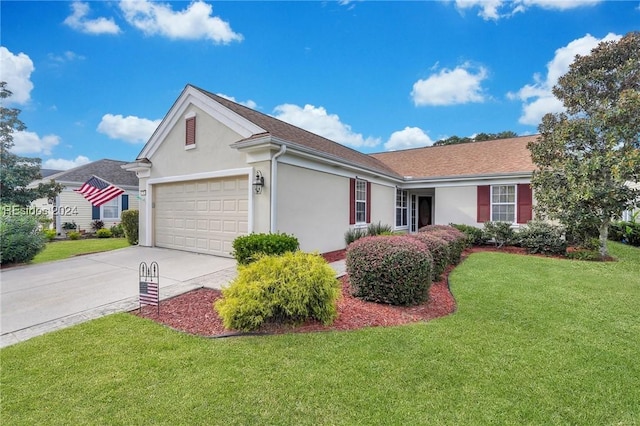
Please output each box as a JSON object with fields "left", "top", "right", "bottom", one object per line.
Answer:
{"left": 434, "top": 186, "right": 478, "bottom": 226}
{"left": 276, "top": 163, "right": 395, "bottom": 253}
{"left": 139, "top": 104, "right": 264, "bottom": 246}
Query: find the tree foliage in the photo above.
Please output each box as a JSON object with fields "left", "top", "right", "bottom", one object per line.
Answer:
{"left": 0, "top": 82, "right": 63, "bottom": 206}
{"left": 528, "top": 32, "right": 640, "bottom": 258}
{"left": 433, "top": 131, "right": 518, "bottom": 146}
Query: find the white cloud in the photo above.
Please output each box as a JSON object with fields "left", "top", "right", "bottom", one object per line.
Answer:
{"left": 64, "top": 2, "right": 121, "bottom": 35}
{"left": 119, "top": 0, "right": 243, "bottom": 44}
{"left": 47, "top": 51, "right": 85, "bottom": 64}
{"left": 411, "top": 63, "right": 488, "bottom": 106}
{"left": 97, "top": 114, "right": 161, "bottom": 144}
{"left": 217, "top": 93, "right": 257, "bottom": 109}
{"left": 384, "top": 127, "right": 435, "bottom": 151}
{"left": 10, "top": 131, "right": 60, "bottom": 156}
{"left": 509, "top": 32, "right": 621, "bottom": 125}
{"left": 273, "top": 104, "right": 381, "bottom": 148}
{"left": 454, "top": 0, "right": 601, "bottom": 20}
{"left": 0, "top": 47, "right": 35, "bottom": 105}
{"left": 43, "top": 155, "right": 91, "bottom": 170}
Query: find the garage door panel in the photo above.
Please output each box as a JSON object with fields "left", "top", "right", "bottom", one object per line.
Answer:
{"left": 154, "top": 176, "right": 248, "bottom": 257}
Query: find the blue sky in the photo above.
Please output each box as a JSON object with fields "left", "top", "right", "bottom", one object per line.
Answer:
{"left": 1, "top": 1, "right": 638, "bottom": 170}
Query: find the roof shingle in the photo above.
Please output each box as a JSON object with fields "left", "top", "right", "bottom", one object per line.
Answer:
{"left": 44, "top": 159, "right": 138, "bottom": 186}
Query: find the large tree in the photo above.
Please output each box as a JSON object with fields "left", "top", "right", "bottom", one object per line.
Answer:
{"left": 0, "top": 82, "right": 63, "bottom": 206}
{"left": 528, "top": 32, "right": 640, "bottom": 258}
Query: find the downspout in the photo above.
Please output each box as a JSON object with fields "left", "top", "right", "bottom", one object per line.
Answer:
{"left": 270, "top": 144, "right": 287, "bottom": 233}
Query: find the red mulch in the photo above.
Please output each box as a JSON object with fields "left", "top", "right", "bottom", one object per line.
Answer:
{"left": 131, "top": 245, "right": 596, "bottom": 338}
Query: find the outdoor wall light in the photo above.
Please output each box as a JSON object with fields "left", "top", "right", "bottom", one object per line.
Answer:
{"left": 253, "top": 170, "right": 265, "bottom": 194}
{"left": 140, "top": 190, "right": 147, "bottom": 196}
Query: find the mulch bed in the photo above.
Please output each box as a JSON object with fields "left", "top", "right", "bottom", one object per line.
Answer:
{"left": 131, "top": 245, "right": 604, "bottom": 338}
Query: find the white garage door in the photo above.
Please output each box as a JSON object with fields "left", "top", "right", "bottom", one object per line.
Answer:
{"left": 154, "top": 176, "right": 249, "bottom": 257}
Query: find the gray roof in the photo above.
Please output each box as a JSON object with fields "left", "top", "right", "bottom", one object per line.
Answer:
{"left": 192, "top": 85, "right": 402, "bottom": 178}
{"left": 45, "top": 159, "right": 138, "bottom": 187}
{"left": 40, "top": 169, "right": 63, "bottom": 178}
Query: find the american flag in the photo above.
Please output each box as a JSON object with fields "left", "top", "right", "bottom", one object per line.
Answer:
{"left": 74, "top": 176, "right": 125, "bottom": 207}
{"left": 139, "top": 280, "right": 159, "bottom": 306}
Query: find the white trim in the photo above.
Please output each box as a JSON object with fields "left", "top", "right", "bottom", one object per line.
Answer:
{"left": 184, "top": 144, "right": 197, "bottom": 151}
{"left": 395, "top": 188, "right": 409, "bottom": 229}
{"left": 139, "top": 86, "right": 265, "bottom": 160}
{"left": 144, "top": 167, "right": 253, "bottom": 247}
{"left": 490, "top": 184, "right": 518, "bottom": 224}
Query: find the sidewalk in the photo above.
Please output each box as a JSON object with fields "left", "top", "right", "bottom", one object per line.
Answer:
{"left": 1, "top": 260, "right": 346, "bottom": 349}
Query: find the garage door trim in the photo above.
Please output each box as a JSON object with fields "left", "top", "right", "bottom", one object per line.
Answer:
{"left": 144, "top": 167, "right": 253, "bottom": 247}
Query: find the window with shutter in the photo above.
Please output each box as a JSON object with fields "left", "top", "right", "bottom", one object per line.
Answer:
{"left": 185, "top": 116, "right": 196, "bottom": 147}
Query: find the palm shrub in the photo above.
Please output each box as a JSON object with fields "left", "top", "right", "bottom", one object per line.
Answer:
{"left": 367, "top": 221, "right": 393, "bottom": 236}
{"left": 215, "top": 251, "right": 340, "bottom": 331}
{"left": 410, "top": 233, "right": 450, "bottom": 280}
{"left": 1, "top": 204, "right": 46, "bottom": 264}
{"left": 518, "top": 220, "right": 567, "bottom": 255}
{"left": 346, "top": 235, "right": 433, "bottom": 306}
{"left": 121, "top": 210, "right": 139, "bottom": 245}
{"left": 231, "top": 233, "right": 299, "bottom": 265}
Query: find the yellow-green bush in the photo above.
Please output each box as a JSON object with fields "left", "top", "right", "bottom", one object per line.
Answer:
{"left": 215, "top": 251, "right": 341, "bottom": 331}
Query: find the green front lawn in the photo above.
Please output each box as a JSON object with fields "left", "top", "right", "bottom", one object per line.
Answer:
{"left": 31, "top": 238, "right": 130, "bottom": 264}
{"left": 2, "top": 243, "right": 639, "bottom": 425}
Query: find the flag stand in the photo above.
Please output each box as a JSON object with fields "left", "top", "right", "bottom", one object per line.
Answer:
{"left": 139, "top": 261, "right": 160, "bottom": 315}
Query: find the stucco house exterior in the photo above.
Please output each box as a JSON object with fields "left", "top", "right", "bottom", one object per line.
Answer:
{"left": 124, "top": 84, "right": 537, "bottom": 257}
{"left": 31, "top": 159, "right": 139, "bottom": 234}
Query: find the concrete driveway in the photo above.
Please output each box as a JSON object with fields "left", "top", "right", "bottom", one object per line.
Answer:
{"left": 0, "top": 246, "right": 237, "bottom": 348}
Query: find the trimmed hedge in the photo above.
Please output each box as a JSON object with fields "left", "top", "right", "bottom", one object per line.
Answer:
{"left": 231, "top": 233, "right": 299, "bottom": 265}
{"left": 96, "top": 228, "right": 113, "bottom": 238}
{"left": 410, "top": 233, "right": 450, "bottom": 280}
{"left": 419, "top": 225, "right": 467, "bottom": 265}
{"left": 346, "top": 235, "right": 433, "bottom": 306}
{"left": 0, "top": 205, "right": 46, "bottom": 264}
{"left": 215, "top": 251, "right": 340, "bottom": 331}
{"left": 121, "top": 210, "right": 139, "bottom": 245}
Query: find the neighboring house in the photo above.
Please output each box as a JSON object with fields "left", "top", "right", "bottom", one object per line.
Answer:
{"left": 124, "top": 84, "right": 536, "bottom": 257}
{"left": 31, "top": 159, "right": 139, "bottom": 234}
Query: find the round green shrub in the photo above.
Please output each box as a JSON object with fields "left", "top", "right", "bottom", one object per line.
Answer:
{"left": 96, "top": 228, "right": 113, "bottom": 238}
{"left": 451, "top": 223, "right": 486, "bottom": 245}
{"left": 346, "top": 235, "right": 433, "bottom": 306}
{"left": 43, "top": 229, "right": 57, "bottom": 242}
{"left": 67, "top": 231, "right": 81, "bottom": 240}
{"left": 215, "top": 251, "right": 340, "bottom": 332}
{"left": 231, "top": 232, "right": 299, "bottom": 265}
{"left": 121, "top": 210, "right": 138, "bottom": 245}
{"left": 419, "top": 226, "right": 467, "bottom": 264}
{"left": 518, "top": 220, "right": 567, "bottom": 255}
{"left": 410, "top": 233, "right": 450, "bottom": 280}
{"left": 1, "top": 206, "right": 46, "bottom": 264}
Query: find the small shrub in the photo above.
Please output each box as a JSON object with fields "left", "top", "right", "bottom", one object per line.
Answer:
{"left": 43, "top": 229, "right": 57, "bottom": 241}
{"left": 367, "top": 221, "right": 393, "bottom": 236}
{"left": 609, "top": 219, "right": 640, "bottom": 247}
{"left": 418, "top": 224, "right": 457, "bottom": 233}
{"left": 96, "top": 228, "right": 113, "bottom": 238}
{"left": 90, "top": 220, "right": 105, "bottom": 231}
{"left": 232, "top": 232, "right": 299, "bottom": 265}
{"left": 451, "top": 223, "right": 486, "bottom": 246}
{"left": 346, "top": 235, "right": 433, "bottom": 306}
{"left": 67, "top": 231, "right": 81, "bottom": 240}
{"left": 518, "top": 221, "right": 567, "bottom": 255}
{"left": 121, "top": 210, "right": 139, "bottom": 245}
{"left": 110, "top": 223, "right": 125, "bottom": 238}
{"left": 483, "top": 221, "right": 515, "bottom": 248}
{"left": 215, "top": 251, "right": 340, "bottom": 332}
{"left": 427, "top": 229, "right": 467, "bottom": 264}
{"left": 410, "top": 233, "right": 450, "bottom": 280}
{"left": 345, "top": 227, "right": 368, "bottom": 246}
{"left": 1, "top": 205, "right": 46, "bottom": 264}
{"left": 62, "top": 221, "right": 77, "bottom": 231}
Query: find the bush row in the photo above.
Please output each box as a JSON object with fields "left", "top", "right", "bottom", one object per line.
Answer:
{"left": 231, "top": 232, "right": 300, "bottom": 265}
{"left": 346, "top": 225, "right": 468, "bottom": 306}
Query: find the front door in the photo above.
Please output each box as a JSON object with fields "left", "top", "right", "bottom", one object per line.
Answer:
{"left": 418, "top": 197, "right": 432, "bottom": 229}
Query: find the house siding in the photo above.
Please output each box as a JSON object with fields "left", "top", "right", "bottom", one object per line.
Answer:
{"left": 434, "top": 186, "right": 478, "bottom": 226}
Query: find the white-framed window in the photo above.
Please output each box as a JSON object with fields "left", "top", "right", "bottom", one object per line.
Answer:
{"left": 355, "top": 179, "right": 367, "bottom": 224}
{"left": 396, "top": 189, "right": 408, "bottom": 228}
{"left": 102, "top": 197, "right": 120, "bottom": 220}
{"left": 491, "top": 185, "right": 516, "bottom": 222}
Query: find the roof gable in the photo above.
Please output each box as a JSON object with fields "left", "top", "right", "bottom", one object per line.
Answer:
{"left": 44, "top": 159, "right": 138, "bottom": 187}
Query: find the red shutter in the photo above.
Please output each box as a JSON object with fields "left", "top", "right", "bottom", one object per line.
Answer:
{"left": 349, "top": 178, "right": 355, "bottom": 225}
{"left": 517, "top": 184, "right": 533, "bottom": 224}
{"left": 186, "top": 117, "right": 196, "bottom": 145}
{"left": 477, "top": 185, "right": 490, "bottom": 223}
{"left": 366, "top": 181, "right": 372, "bottom": 224}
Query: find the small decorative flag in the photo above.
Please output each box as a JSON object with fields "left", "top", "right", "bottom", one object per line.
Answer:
{"left": 74, "top": 176, "right": 125, "bottom": 207}
{"left": 139, "top": 280, "right": 159, "bottom": 307}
